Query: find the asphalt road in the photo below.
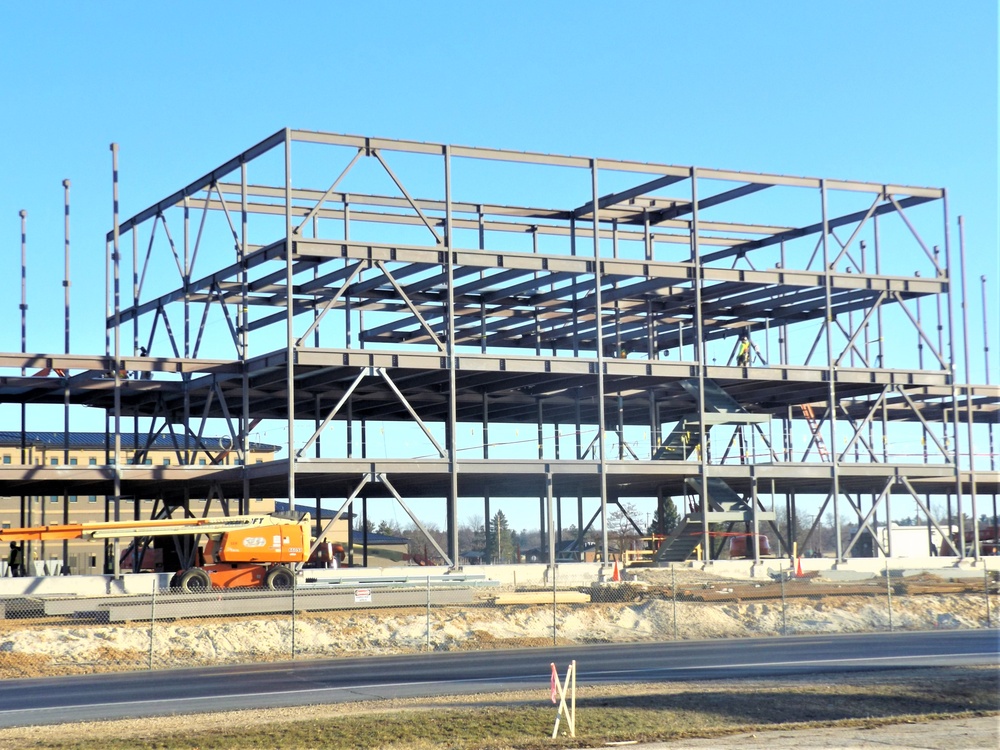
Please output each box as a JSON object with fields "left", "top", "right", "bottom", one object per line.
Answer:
{"left": 1, "top": 629, "right": 996, "bottom": 727}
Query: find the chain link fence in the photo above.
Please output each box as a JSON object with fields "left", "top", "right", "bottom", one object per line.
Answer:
{"left": 1, "top": 564, "right": 996, "bottom": 678}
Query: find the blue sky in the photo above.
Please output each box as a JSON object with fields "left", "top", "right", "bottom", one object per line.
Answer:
{"left": 0, "top": 1, "right": 995, "bottom": 363}
{"left": 0, "top": 1, "right": 996, "bottom": 531}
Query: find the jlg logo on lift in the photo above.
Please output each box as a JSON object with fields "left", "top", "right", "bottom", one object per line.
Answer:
{"left": 241, "top": 537, "right": 267, "bottom": 548}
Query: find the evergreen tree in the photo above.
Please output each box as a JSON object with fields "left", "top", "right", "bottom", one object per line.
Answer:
{"left": 648, "top": 498, "right": 679, "bottom": 535}
{"left": 489, "top": 510, "right": 514, "bottom": 563}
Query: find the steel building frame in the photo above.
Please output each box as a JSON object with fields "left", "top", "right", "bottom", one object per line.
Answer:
{"left": 3, "top": 128, "right": 998, "bottom": 570}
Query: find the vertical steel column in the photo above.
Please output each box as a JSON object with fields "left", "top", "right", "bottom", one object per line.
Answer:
{"left": 591, "top": 159, "right": 609, "bottom": 565}
{"left": 874, "top": 219, "right": 888, "bottom": 460}
{"left": 751, "top": 471, "right": 760, "bottom": 563}
{"left": 537, "top": 399, "right": 546, "bottom": 555}
{"left": 110, "top": 144, "right": 122, "bottom": 577}
{"left": 130, "top": 209, "right": 140, "bottom": 524}
{"left": 819, "top": 180, "right": 842, "bottom": 560}
{"left": 62, "top": 179, "right": 71, "bottom": 572}
{"left": 240, "top": 162, "right": 250, "bottom": 514}
{"left": 546, "top": 471, "right": 556, "bottom": 570}
{"left": 983, "top": 276, "right": 995, "bottom": 472}
{"left": 181, "top": 197, "right": 191, "bottom": 467}
{"left": 483, "top": 391, "right": 491, "bottom": 561}
{"left": 18, "top": 210, "right": 27, "bottom": 546}
{"left": 958, "top": 217, "right": 979, "bottom": 559}
{"left": 691, "top": 168, "right": 710, "bottom": 561}
{"left": 987, "top": 278, "right": 998, "bottom": 547}
{"left": 942, "top": 191, "right": 965, "bottom": 554}
{"left": 444, "top": 145, "right": 459, "bottom": 564}
{"left": 283, "top": 131, "right": 297, "bottom": 516}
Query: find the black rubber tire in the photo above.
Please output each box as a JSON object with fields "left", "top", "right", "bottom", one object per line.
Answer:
{"left": 265, "top": 565, "right": 295, "bottom": 590}
{"left": 177, "top": 567, "right": 212, "bottom": 593}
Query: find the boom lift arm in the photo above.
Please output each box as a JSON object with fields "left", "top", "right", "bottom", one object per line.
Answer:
{"left": 0, "top": 513, "right": 312, "bottom": 591}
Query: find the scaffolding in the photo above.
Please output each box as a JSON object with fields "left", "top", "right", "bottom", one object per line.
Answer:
{"left": 2, "top": 128, "right": 998, "bottom": 570}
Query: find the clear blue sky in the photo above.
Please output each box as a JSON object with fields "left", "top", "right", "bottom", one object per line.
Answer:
{"left": 0, "top": 1, "right": 995, "bottom": 365}
{"left": 0, "top": 1, "right": 996, "bottom": 530}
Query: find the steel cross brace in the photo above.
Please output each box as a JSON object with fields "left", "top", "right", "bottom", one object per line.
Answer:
{"left": 300, "top": 473, "right": 372, "bottom": 568}
{"left": 829, "top": 193, "right": 883, "bottom": 271}
{"left": 837, "top": 394, "right": 887, "bottom": 463}
{"left": 833, "top": 291, "right": 887, "bottom": 367}
{"left": 379, "top": 473, "right": 453, "bottom": 567}
{"left": 898, "top": 476, "right": 963, "bottom": 556}
{"left": 371, "top": 149, "right": 443, "bottom": 245}
{"left": 294, "top": 260, "right": 365, "bottom": 347}
{"left": 841, "top": 478, "right": 894, "bottom": 558}
{"left": 890, "top": 291, "right": 949, "bottom": 369}
{"left": 373, "top": 260, "right": 446, "bottom": 351}
{"left": 293, "top": 148, "right": 364, "bottom": 236}
{"left": 887, "top": 194, "right": 944, "bottom": 276}
{"left": 892, "top": 385, "right": 952, "bottom": 460}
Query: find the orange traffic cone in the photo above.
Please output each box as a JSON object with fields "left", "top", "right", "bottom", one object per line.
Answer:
{"left": 796, "top": 557, "right": 803, "bottom": 577}
{"left": 611, "top": 561, "right": 621, "bottom": 582}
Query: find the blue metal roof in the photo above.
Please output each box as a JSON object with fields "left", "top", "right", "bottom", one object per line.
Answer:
{"left": 352, "top": 530, "right": 409, "bottom": 545}
{"left": 0, "top": 431, "right": 280, "bottom": 453}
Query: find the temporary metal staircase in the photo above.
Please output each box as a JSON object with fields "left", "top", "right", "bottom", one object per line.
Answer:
{"left": 652, "top": 517, "right": 706, "bottom": 563}
{"left": 652, "top": 379, "right": 754, "bottom": 460}
{"left": 650, "top": 379, "right": 776, "bottom": 564}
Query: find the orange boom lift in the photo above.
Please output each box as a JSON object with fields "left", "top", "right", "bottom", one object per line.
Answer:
{"left": 0, "top": 513, "right": 314, "bottom": 591}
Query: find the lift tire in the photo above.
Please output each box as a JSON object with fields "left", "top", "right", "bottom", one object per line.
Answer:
{"left": 265, "top": 565, "right": 295, "bottom": 590}
{"left": 177, "top": 567, "right": 212, "bottom": 593}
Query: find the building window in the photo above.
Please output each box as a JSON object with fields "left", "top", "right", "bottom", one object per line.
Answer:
{"left": 50, "top": 496, "right": 58, "bottom": 503}
{"left": 50, "top": 458, "right": 58, "bottom": 465}
{"left": 69, "top": 458, "right": 78, "bottom": 466}
{"left": 198, "top": 458, "right": 207, "bottom": 466}
{"left": 144, "top": 459, "right": 152, "bottom": 465}
{"left": 2, "top": 455, "right": 10, "bottom": 464}
{"left": 88, "top": 496, "right": 97, "bottom": 503}
{"left": 235, "top": 459, "right": 244, "bottom": 466}
{"left": 70, "top": 495, "right": 78, "bottom": 503}
{"left": 89, "top": 457, "right": 97, "bottom": 465}
{"left": 163, "top": 458, "right": 171, "bottom": 466}
{"left": 256, "top": 459, "right": 263, "bottom": 464}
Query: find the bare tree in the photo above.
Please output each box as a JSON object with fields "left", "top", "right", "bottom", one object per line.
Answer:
{"left": 608, "top": 501, "right": 642, "bottom": 555}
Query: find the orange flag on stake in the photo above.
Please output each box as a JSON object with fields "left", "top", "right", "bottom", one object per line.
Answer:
{"left": 550, "top": 663, "right": 559, "bottom": 703}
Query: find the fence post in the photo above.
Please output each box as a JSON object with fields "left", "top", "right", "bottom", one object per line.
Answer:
{"left": 885, "top": 558, "right": 893, "bottom": 632}
{"left": 426, "top": 575, "right": 431, "bottom": 651}
{"left": 780, "top": 562, "right": 787, "bottom": 636}
{"left": 552, "top": 564, "right": 558, "bottom": 647}
{"left": 986, "top": 566, "right": 993, "bottom": 629}
{"left": 148, "top": 582, "right": 156, "bottom": 671}
{"left": 671, "top": 564, "right": 678, "bottom": 640}
{"left": 291, "top": 575, "right": 297, "bottom": 659}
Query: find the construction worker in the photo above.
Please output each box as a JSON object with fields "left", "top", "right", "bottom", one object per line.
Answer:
{"left": 736, "top": 334, "right": 751, "bottom": 366}
{"left": 138, "top": 347, "right": 152, "bottom": 380}
{"left": 7, "top": 542, "right": 23, "bottom": 577}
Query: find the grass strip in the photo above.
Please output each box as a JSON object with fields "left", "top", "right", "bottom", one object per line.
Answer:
{"left": 11, "top": 667, "right": 999, "bottom": 750}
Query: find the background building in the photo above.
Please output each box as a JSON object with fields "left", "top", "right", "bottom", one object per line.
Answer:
{"left": 0, "top": 431, "right": 280, "bottom": 574}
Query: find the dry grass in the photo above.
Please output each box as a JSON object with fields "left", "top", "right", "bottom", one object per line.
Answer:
{"left": 2, "top": 666, "right": 996, "bottom": 750}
